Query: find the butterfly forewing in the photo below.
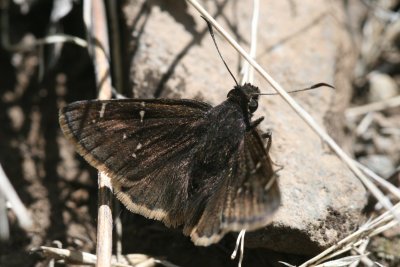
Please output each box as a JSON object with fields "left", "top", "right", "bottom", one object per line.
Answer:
{"left": 60, "top": 99, "right": 212, "bottom": 225}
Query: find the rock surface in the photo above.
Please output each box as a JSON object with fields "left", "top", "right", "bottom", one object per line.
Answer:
{"left": 123, "top": 0, "right": 368, "bottom": 255}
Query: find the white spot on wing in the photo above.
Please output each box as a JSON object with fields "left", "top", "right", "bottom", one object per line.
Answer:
{"left": 131, "top": 153, "right": 137, "bottom": 158}
{"left": 99, "top": 103, "right": 107, "bottom": 118}
{"left": 251, "top": 162, "right": 262, "bottom": 174}
{"left": 123, "top": 133, "right": 127, "bottom": 140}
{"left": 141, "top": 101, "right": 145, "bottom": 107}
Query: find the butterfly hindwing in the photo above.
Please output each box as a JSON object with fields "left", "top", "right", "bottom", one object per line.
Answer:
{"left": 189, "top": 129, "right": 280, "bottom": 245}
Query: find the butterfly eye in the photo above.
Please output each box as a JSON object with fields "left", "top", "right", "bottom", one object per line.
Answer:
{"left": 248, "top": 98, "right": 258, "bottom": 113}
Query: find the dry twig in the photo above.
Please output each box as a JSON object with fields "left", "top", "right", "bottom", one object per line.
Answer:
{"left": 32, "top": 246, "right": 180, "bottom": 267}
{"left": 1, "top": 0, "right": 86, "bottom": 51}
{"left": 0, "top": 163, "right": 33, "bottom": 233}
{"left": 84, "top": 0, "right": 114, "bottom": 266}
{"left": 346, "top": 95, "right": 400, "bottom": 118}
{"left": 298, "top": 202, "right": 399, "bottom": 266}
{"left": 230, "top": 1, "right": 260, "bottom": 266}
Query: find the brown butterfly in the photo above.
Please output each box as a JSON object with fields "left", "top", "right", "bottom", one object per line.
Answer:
{"left": 59, "top": 83, "right": 280, "bottom": 246}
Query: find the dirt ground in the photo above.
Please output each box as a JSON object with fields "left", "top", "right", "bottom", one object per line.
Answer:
{"left": 0, "top": 1, "right": 399, "bottom": 267}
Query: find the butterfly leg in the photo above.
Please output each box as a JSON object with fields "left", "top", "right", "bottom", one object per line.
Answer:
{"left": 261, "top": 130, "right": 272, "bottom": 139}
{"left": 249, "top": 116, "right": 264, "bottom": 130}
{"left": 260, "top": 131, "right": 283, "bottom": 172}
{"left": 261, "top": 130, "right": 272, "bottom": 152}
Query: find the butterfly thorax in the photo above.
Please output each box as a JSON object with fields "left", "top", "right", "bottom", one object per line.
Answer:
{"left": 190, "top": 83, "right": 262, "bottom": 182}
{"left": 188, "top": 95, "right": 250, "bottom": 197}
{"left": 226, "top": 83, "right": 260, "bottom": 129}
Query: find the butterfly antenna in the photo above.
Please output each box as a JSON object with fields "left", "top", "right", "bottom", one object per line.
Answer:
{"left": 202, "top": 17, "right": 239, "bottom": 86}
{"left": 256, "top": 82, "right": 334, "bottom": 96}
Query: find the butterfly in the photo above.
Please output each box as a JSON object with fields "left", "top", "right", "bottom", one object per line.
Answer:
{"left": 59, "top": 83, "right": 280, "bottom": 246}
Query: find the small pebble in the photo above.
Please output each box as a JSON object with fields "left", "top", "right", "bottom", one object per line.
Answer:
{"left": 368, "top": 71, "right": 399, "bottom": 102}
{"left": 358, "top": 154, "right": 395, "bottom": 177}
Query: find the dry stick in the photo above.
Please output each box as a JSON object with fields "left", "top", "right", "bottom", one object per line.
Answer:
{"left": 231, "top": 229, "right": 246, "bottom": 265}
{"left": 0, "top": 164, "right": 33, "bottom": 231}
{"left": 350, "top": 239, "right": 374, "bottom": 267}
{"left": 354, "top": 160, "right": 400, "bottom": 200}
{"left": 240, "top": 0, "right": 259, "bottom": 85}
{"left": 90, "top": 0, "right": 113, "bottom": 100}
{"left": 186, "top": 0, "right": 398, "bottom": 221}
{"left": 3, "top": 34, "right": 87, "bottom": 51}
{"left": 85, "top": 1, "right": 113, "bottom": 266}
{"left": 96, "top": 172, "right": 114, "bottom": 267}
{"left": 108, "top": 0, "right": 124, "bottom": 93}
{"left": 302, "top": 241, "right": 365, "bottom": 267}
{"left": 34, "top": 246, "right": 150, "bottom": 267}
{"left": 100, "top": 3, "right": 123, "bottom": 259}
{"left": 314, "top": 255, "right": 365, "bottom": 267}
{"left": 369, "top": 219, "right": 398, "bottom": 236}
{"left": 299, "top": 203, "right": 400, "bottom": 267}
{"left": 313, "top": 219, "right": 398, "bottom": 265}
{"left": 0, "top": 190, "right": 10, "bottom": 240}
{"left": 346, "top": 95, "right": 400, "bottom": 118}
{"left": 107, "top": 0, "right": 123, "bottom": 261}
{"left": 232, "top": 0, "right": 260, "bottom": 266}
{"left": 114, "top": 205, "right": 123, "bottom": 262}
{"left": 1, "top": 0, "right": 87, "bottom": 51}
{"left": 33, "top": 246, "right": 181, "bottom": 267}
{"left": 354, "top": 112, "right": 374, "bottom": 136}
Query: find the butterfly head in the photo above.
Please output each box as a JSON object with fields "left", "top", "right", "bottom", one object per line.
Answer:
{"left": 227, "top": 83, "right": 260, "bottom": 114}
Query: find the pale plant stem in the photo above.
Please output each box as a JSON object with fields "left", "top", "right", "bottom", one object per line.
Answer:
{"left": 354, "top": 160, "right": 400, "bottom": 200}
{"left": 33, "top": 246, "right": 180, "bottom": 267}
{"left": 240, "top": 0, "right": 259, "bottom": 85}
{"left": 346, "top": 95, "right": 400, "bottom": 118}
{"left": 0, "top": 191, "right": 9, "bottom": 241}
{"left": 370, "top": 219, "right": 398, "bottom": 236}
{"left": 0, "top": 164, "right": 32, "bottom": 230}
{"left": 84, "top": 0, "right": 114, "bottom": 266}
{"left": 232, "top": 1, "right": 259, "bottom": 266}
{"left": 299, "top": 203, "right": 400, "bottom": 266}
{"left": 231, "top": 222, "right": 246, "bottom": 265}
{"left": 108, "top": 0, "right": 123, "bottom": 93}
{"left": 349, "top": 239, "right": 372, "bottom": 267}
{"left": 1, "top": 0, "right": 87, "bottom": 51}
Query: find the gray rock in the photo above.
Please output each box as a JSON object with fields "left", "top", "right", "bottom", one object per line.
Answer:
{"left": 359, "top": 154, "right": 395, "bottom": 178}
{"left": 123, "top": 0, "right": 368, "bottom": 255}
